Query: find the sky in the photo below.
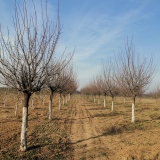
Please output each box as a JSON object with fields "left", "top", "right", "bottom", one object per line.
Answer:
{"left": 0, "top": 0, "right": 160, "bottom": 92}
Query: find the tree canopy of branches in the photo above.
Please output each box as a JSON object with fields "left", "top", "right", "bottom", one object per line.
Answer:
{"left": 0, "top": 0, "right": 61, "bottom": 151}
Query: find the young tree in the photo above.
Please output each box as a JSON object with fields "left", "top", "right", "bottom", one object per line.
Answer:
{"left": 46, "top": 52, "right": 74, "bottom": 120}
{"left": 116, "top": 38, "right": 155, "bottom": 123}
{"left": 93, "top": 75, "right": 103, "bottom": 105}
{"left": 56, "top": 63, "right": 77, "bottom": 110}
{"left": 0, "top": 0, "right": 61, "bottom": 151}
{"left": 101, "top": 60, "right": 119, "bottom": 112}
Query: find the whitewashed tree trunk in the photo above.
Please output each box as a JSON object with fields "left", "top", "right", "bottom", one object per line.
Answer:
{"left": 49, "top": 100, "right": 52, "bottom": 121}
{"left": 131, "top": 103, "right": 135, "bottom": 123}
{"left": 104, "top": 98, "right": 106, "bottom": 108}
{"left": 15, "top": 102, "right": 18, "bottom": 116}
{"left": 111, "top": 101, "right": 114, "bottom": 112}
{"left": 20, "top": 106, "right": 27, "bottom": 151}
{"left": 20, "top": 93, "right": 31, "bottom": 151}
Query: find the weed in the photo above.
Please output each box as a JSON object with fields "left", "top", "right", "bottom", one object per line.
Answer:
{"left": 150, "top": 113, "right": 160, "bottom": 120}
{"left": 80, "top": 157, "right": 86, "bottom": 160}
{"left": 100, "top": 152, "right": 107, "bottom": 157}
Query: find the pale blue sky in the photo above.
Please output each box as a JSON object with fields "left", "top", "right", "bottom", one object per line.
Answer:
{"left": 0, "top": 0, "right": 160, "bottom": 91}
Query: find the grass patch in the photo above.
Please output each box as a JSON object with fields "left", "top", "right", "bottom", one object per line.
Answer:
{"left": 103, "top": 121, "right": 146, "bottom": 136}
{"left": 150, "top": 113, "right": 160, "bottom": 120}
{"left": 0, "top": 114, "right": 73, "bottom": 160}
{"left": 94, "top": 111, "right": 121, "bottom": 118}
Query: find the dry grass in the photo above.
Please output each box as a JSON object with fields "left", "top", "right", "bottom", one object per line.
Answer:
{"left": 0, "top": 89, "right": 160, "bottom": 159}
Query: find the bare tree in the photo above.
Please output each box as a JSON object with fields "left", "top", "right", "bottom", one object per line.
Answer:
{"left": 0, "top": 0, "right": 61, "bottom": 151}
{"left": 101, "top": 60, "right": 119, "bottom": 112}
{"left": 46, "top": 52, "right": 74, "bottom": 121}
{"left": 93, "top": 75, "right": 103, "bottom": 105}
{"left": 55, "top": 63, "right": 77, "bottom": 110}
{"left": 116, "top": 38, "right": 155, "bottom": 123}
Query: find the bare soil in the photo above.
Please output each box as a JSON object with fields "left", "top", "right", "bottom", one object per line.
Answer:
{"left": 0, "top": 91, "right": 160, "bottom": 159}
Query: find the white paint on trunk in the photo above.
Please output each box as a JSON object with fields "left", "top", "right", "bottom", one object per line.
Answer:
{"left": 20, "top": 106, "right": 27, "bottom": 151}
{"left": 131, "top": 103, "right": 135, "bottom": 123}
{"left": 111, "top": 101, "right": 114, "bottom": 112}
{"left": 104, "top": 98, "right": 106, "bottom": 108}
{"left": 49, "top": 100, "right": 52, "bottom": 121}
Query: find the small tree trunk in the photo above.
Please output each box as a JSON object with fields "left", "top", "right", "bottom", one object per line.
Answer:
{"left": 111, "top": 97, "right": 114, "bottom": 112}
{"left": 49, "top": 100, "right": 52, "bottom": 121}
{"left": 59, "top": 93, "right": 62, "bottom": 110}
{"left": 111, "top": 101, "right": 114, "bottom": 112}
{"left": 131, "top": 96, "right": 136, "bottom": 123}
{"left": 131, "top": 103, "right": 135, "bottom": 123}
{"left": 104, "top": 95, "right": 106, "bottom": 108}
{"left": 49, "top": 90, "right": 53, "bottom": 121}
{"left": 65, "top": 95, "right": 68, "bottom": 104}
{"left": 20, "top": 92, "right": 31, "bottom": 152}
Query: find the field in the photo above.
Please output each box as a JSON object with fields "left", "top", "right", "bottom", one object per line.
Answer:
{"left": 0, "top": 90, "right": 160, "bottom": 160}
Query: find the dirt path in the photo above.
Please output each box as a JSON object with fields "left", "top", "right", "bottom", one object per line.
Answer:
{"left": 69, "top": 97, "right": 108, "bottom": 160}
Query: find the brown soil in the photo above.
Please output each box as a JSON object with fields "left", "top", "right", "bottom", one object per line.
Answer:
{"left": 0, "top": 91, "right": 160, "bottom": 160}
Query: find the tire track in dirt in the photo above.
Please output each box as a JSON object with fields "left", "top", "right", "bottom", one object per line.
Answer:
{"left": 69, "top": 97, "right": 108, "bottom": 160}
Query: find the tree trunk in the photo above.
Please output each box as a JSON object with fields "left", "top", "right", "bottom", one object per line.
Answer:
{"left": 131, "top": 96, "right": 136, "bottom": 123}
{"left": 49, "top": 90, "right": 53, "bottom": 121}
{"left": 104, "top": 95, "right": 106, "bottom": 108}
{"left": 111, "top": 97, "right": 114, "bottom": 112}
{"left": 20, "top": 92, "right": 31, "bottom": 152}
{"left": 59, "top": 93, "right": 62, "bottom": 110}
{"left": 65, "top": 95, "right": 68, "bottom": 104}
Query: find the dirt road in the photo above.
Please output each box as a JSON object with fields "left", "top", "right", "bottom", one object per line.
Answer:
{"left": 68, "top": 96, "right": 160, "bottom": 160}
{"left": 69, "top": 97, "right": 108, "bottom": 160}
